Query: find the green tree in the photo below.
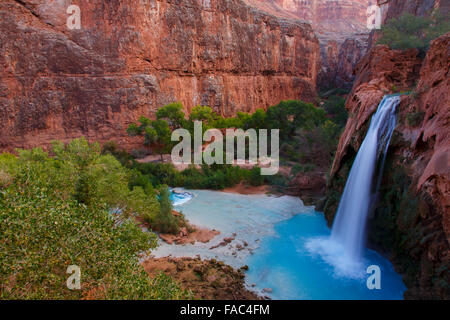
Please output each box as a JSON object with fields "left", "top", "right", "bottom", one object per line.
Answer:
{"left": 152, "top": 119, "right": 173, "bottom": 160}
{"left": 293, "top": 120, "right": 340, "bottom": 168}
{"left": 247, "top": 108, "right": 267, "bottom": 130}
{"left": 323, "top": 95, "right": 348, "bottom": 129}
{"left": 154, "top": 185, "right": 179, "bottom": 234}
{"left": 127, "top": 117, "right": 172, "bottom": 161}
{"left": 266, "top": 100, "right": 327, "bottom": 141}
{"left": 156, "top": 102, "right": 186, "bottom": 129}
{"left": 0, "top": 144, "right": 190, "bottom": 299}
{"left": 189, "top": 105, "right": 217, "bottom": 124}
{"left": 52, "top": 138, "right": 102, "bottom": 205}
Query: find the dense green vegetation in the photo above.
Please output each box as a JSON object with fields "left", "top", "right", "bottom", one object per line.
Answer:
{"left": 154, "top": 185, "right": 180, "bottom": 234}
{"left": 126, "top": 98, "right": 347, "bottom": 191}
{"left": 0, "top": 139, "right": 191, "bottom": 299}
{"left": 0, "top": 91, "right": 347, "bottom": 299}
{"left": 377, "top": 10, "right": 450, "bottom": 53}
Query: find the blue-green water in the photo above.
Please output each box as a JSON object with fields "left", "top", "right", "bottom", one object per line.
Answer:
{"left": 246, "top": 212, "right": 406, "bottom": 300}
{"left": 155, "top": 190, "right": 406, "bottom": 300}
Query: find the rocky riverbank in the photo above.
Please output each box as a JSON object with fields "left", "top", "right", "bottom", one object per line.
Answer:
{"left": 142, "top": 257, "right": 262, "bottom": 300}
{"left": 159, "top": 226, "right": 220, "bottom": 246}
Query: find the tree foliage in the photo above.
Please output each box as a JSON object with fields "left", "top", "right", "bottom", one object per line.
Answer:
{"left": 154, "top": 185, "right": 179, "bottom": 234}
{"left": 0, "top": 139, "right": 191, "bottom": 299}
{"left": 128, "top": 117, "right": 173, "bottom": 159}
{"left": 377, "top": 10, "right": 450, "bottom": 53}
{"left": 156, "top": 102, "right": 186, "bottom": 129}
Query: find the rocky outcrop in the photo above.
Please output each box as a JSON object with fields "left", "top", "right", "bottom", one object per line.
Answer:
{"left": 0, "top": 0, "right": 320, "bottom": 152}
{"left": 289, "top": 172, "right": 326, "bottom": 205}
{"left": 245, "top": 0, "right": 372, "bottom": 89}
{"left": 318, "top": 34, "right": 369, "bottom": 89}
{"left": 322, "top": 34, "right": 450, "bottom": 299}
{"left": 329, "top": 45, "right": 423, "bottom": 176}
{"left": 143, "top": 256, "right": 261, "bottom": 300}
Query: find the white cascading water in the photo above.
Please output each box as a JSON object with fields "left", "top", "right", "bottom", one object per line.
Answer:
{"left": 331, "top": 95, "right": 401, "bottom": 264}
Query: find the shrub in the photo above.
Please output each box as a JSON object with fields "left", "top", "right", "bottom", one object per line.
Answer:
{"left": 154, "top": 185, "right": 180, "bottom": 234}
{"left": 377, "top": 11, "right": 450, "bottom": 53}
{"left": 322, "top": 95, "right": 348, "bottom": 128}
{"left": 245, "top": 167, "right": 265, "bottom": 186}
{"left": 0, "top": 145, "right": 189, "bottom": 299}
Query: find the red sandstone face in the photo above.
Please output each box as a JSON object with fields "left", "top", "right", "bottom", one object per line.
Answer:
{"left": 244, "top": 0, "right": 374, "bottom": 89}
{"left": 0, "top": 0, "right": 320, "bottom": 151}
{"left": 244, "top": 0, "right": 373, "bottom": 35}
{"left": 330, "top": 33, "right": 450, "bottom": 244}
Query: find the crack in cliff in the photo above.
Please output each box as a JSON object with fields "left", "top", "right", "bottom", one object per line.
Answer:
{"left": 12, "top": 0, "right": 54, "bottom": 28}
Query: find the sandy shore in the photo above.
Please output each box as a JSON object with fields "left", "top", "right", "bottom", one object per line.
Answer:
{"left": 222, "top": 182, "right": 270, "bottom": 195}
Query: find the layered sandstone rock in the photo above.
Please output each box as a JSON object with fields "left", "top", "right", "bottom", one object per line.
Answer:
{"left": 323, "top": 34, "right": 450, "bottom": 299}
{"left": 317, "top": 34, "right": 369, "bottom": 89}
{"left": 245, "top": 0, "right": 372, "bottom": 89}
{"left": 329, "top": 45, "right": 423, "bottom": 176}
{"left": 245, "top": 0, "right": 371, "bottom": 35}
{"left": 0, "top": 0, "right": 320, "bottom": 151}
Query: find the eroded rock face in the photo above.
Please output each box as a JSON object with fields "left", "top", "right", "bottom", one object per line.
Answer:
{"left": 0, "top": 0, "right": 320, "bottom": 151}
{"left": 330, "top": 45, "right": 423, "bottom": 175}
{"left": 245, "top": 0, "right": 372, "bottom": 89}
{"left": 318, "top": 34, "right": 369, "bottom": 89}
{"left": 245, "top": 0, "right": 371, "bottom": 34}
{"left": 414, "top": 33, "right": 450, "bottom": 240}
{"left": 324, "top": 34, "right": 450, "bottom": 299}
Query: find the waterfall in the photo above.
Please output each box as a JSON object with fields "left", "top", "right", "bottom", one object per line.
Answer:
{"left": 331, "top": 95, "right": 400, "bottom": 264}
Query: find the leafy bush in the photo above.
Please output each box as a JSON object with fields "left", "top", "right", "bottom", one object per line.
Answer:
{"left": 127, "top": 117, "right": 172, "bottom": 159}
{"left": 153, "top": 185, "right": 179, "bottom": 234}
{"left": 377, "top": 11, "right": 450, "bottom": 53}
{"left": 322, "top": 95, "right": 348, "bottom": 128}
{"left": 0, "top": 141, "right": 190, "bottom": 299}
{"left": 245, "top": 167, "right": 265, "bottom": 186}
{"left": 128, "top": 97, "right": 348, "bottom": 191}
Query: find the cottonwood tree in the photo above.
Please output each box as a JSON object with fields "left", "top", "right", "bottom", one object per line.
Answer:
{"left": 127, "top": 117, "right": 172, "bottom": 161}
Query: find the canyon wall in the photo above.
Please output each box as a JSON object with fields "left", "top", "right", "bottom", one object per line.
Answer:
{"left": 378, "top": 0, "right": 446, "bottom": 23}
{"left": 322, "top": 33, "right": 450, "bottom": 299}
{"left": 245, "top": 0, "right": 372, "bottom": 89}
{"left": 0, "top": 0, "right": 320, "bottom": 151}
{"left": 317, "top": 34, "right": 368, "bottom": 89}
{"left": 245, "top": 0, "right": 371, "bottom": 34}
{"left": 369, "top": 0, "right": 448, "bottom": 47}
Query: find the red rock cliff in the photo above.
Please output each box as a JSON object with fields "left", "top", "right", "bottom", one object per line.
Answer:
{"left": 0, "top": 0, "right": 320, "bottom": 151}
{"left": 324, "top": 33, "right": 449, "bottom": 299}
{"left": 368, "top": 0, "right": 448, "bottom": 47}
{"left": 245, "top": 0, "right": 373, "bottom": 89}
{"left": 245, "top": 0, "right": 371, "bottom": 34}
